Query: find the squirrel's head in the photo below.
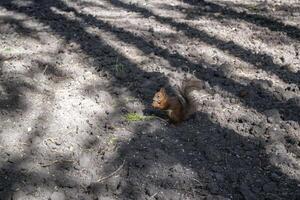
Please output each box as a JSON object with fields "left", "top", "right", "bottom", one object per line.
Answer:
{"left": 152, "top": 88, "right": 168, "bottom": 109}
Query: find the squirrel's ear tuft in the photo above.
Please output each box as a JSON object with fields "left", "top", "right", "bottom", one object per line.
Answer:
{"left": 160, "top": 88, "right": 166, "bottom": 93}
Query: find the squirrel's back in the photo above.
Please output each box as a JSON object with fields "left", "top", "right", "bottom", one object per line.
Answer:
{"left": 151, "top": 77, "right": 204, "bottom": 123}
{"left": 176, "top": 78, "right": 204, "bottom": 119}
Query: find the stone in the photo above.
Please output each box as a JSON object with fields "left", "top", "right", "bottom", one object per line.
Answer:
{"left": 214, "top": 173, "right": 224, "bottom": 182}
{"left": 264, "top": 109, "right": 281, "bottom": 123}
{"left": 250, "top": 125, "right": 266, "bottom": 135}
{"left": 50, "top": 191, "right": 65, "bottom": 200}
{"left": 266, "top": 126, "right": 284, "bottom": 142}
{"left": 79, "top": 152, "right": 92, "bottom": 168}
{"left": 206, "top": 194, "right": 231, "bottom": 200}
{"left": 207, "top": 182, "right": 219, "bottom": 194}
{"left": 205, "top": 147, "right": 222, "bottom": 162}
{"left": 239, "top": 183, "right": 257, "bottom": 200}
{"left": 12, "top": 190, "right": 26, "bottom": 200}
{"left": 263, "top": 182, "right": 277, "bottom": 193}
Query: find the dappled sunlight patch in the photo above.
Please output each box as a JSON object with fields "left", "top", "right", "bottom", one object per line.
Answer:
{"left": 265, "top": 125, "right": 300, "bottom": 181}
{"left": 11, "top": 0, "right": 33, "bottom": 7}
{"left": 0, "top": 0, "right": 299, "bottom": 199}
{"left": 137, "top": 0, "right": 188, "bottom": 20}
{"left": 84, "top": 25, "right": 152, "bottom": 65}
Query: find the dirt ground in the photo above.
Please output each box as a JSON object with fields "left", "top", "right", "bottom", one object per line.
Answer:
{"left": 0, "top": 0, "right": 300, "bottom": 199}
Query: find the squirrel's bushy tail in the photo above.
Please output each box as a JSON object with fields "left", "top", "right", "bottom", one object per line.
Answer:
{"left": 176, "top": 78, "right": 204, "bottom": 119}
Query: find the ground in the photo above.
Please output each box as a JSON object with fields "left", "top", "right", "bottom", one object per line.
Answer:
{"left": 0, "top": 0, "right": 300, "bottom": 199}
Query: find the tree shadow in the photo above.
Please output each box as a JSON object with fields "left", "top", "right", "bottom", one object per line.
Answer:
{"left": 214, "top": 1, "right": 300, "bottom": 15}
{"left": 0, "top": 54, "right": 36, "bottom": 116}
{"left": 0, "top": 0, "right": 173, "bottom": 102}
{"left": 1, "top": 0, "right": 298, "bottom": 123}
{"left": 100, "top": 112, "right": 300, "bottom": 199}
{"left": 108, "top": 0, "right": 300, "bottom": 87}
{"left": 0, "top": 56, "right": 69, "bottom": 119}
{"left": 0, "top": 0, "right": 172, "bottom": 199}
{"left": 166, "top": 1, "right": 300, "bottom": 46}
{"left": 68, "top": 0, "right": 300, "bottom": 122}
{"left": 0, "top": 92, "right": 95, "bottom": 199}
{"left": 72, "top": 0, "right": 107, "bottom": 9}
{"left": 0, "top": 153, "right": 85, "bottom": 199}
{"left": 0, "top": 78, "right": 34, "bottom": 113}
{"left": 0, "top": 0, "right": 299, "bottom": 199}
{"left": 100, "top": 0, "right": 299, "bottom": 122}
{"left": 0, "top": 16, "right": 38, "bottom": 39}
{"left": 182, "top": 0, "right": 300, "bottom": 41}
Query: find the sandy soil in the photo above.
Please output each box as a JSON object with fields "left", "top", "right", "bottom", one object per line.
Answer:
{"left": 0, "top": 0, "right": 300, "bottom": 199}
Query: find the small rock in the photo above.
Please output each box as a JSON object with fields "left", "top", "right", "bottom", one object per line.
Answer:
{"left": 264, "top": 109, "right": 281, "bottom": 123}
{"left": 263, "top": 182, "right": 277, "bottom": 193}
{"left": 97, "top": 197, "right": 115, "bottom": 200}
{"left": 115, "top": 130, "right": 132, "bottom": 139}
{"left": 211, "top": 166, "right": 222, "bottom": 172}
{"left": 79, "top": 152, "right": 92, "bottom": 168}
{"left": 204, "top": 81, "right": 211, "bottom": 89}
{"left": 87, "top": 182, "right": 106, "bottom": 195}
{"left": 104, "top": 122, "right": 114, "bottom": 130}
{"left": 287, "top": 97, "right": 300, "bottom": 107}
{"left": 239, "top": 183, "right": 257, "bottom": 200}
{"left": 105, "top": 176, "right": 122, "bottom": 191}
{"left": 205, "top": 195, "right": 231, "bottom": 200}
{"left": 54, "top": 140, "right": 62, "bottom": 146}
{"left": 205, "top": 147, "right": 222, "bottom": 162}
{"left": 213, "top": 70, "right": 224, "bottom": 78}
{"left": 266, "top": 126, "right": 284, "bottom": 142}
{"left": 285, "top": 84, "right": 299, "bottom": 92}
{"left": 285, "top": 135, "right": 297, "bottom": 145}
{"left": 214, "top": 173, "right": 224, "bottom": 182}
{"left": 207, "top": 182, "right": 219, "bottom": 194}
{"left": 12, "top": 190, "right": 26, "bottom": 200}
{"left": 251, "top": 79, "right": 273, "bottom": 88}
{"left": 84, "top": 135, "right": 99, "bottom": 149}
{"left": 293, "top": 190, "right": 300, "bottom": 200}
{"left": 204, "top": 5, "right": 212, "bottom": 11}
{"left": 145, "top": 185, "right": 156, "bottom": 196}
{"left": 250, "top": 125, "right": 266, "bottom": 135}
{"left": 56, "top": 176, "right": 77, "bottom": 188}
{"left": 239, "top": 90, "right": 249, "bottom": 98}
{"left": 134, "top": 160, "right": 145, "bottom": 169}
{"left": 213, "top": 93, "right": 221, "bottom": 100}
{"left": 270, "top": 172, "right": 281, "bottom": 181}
{"left": 50, "top": 191, "right": 65, "bottom": 200}
{"left": 266, "top": 143, "right": 288, "bottom": 162}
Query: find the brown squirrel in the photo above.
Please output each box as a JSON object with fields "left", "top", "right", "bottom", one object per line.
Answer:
{"left": 152, "top": 79, "right": 203, "bottom": 124}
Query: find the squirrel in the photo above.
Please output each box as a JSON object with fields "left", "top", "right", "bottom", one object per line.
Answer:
{"left": 152, "top": 78, "right": 203, "bottom": 124}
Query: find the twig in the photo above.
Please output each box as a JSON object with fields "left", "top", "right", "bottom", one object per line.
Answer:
{"left": 152, "top": 116, "right": 168, "bottom": 124}
{"left": 19, "top": 142, "right": 29, "bottom": 146}
{"left": 150, "top": 192, "right": 158, "bottom": 199}
{"left": 192, "top": 188, "right": 196, "bottom": 198}
{"left": 40, "top": 160, "right": 60, "bottom": 167}
{"left": 43, "top": 137, "right": 59, "bottom": 147}
{"left": 43, "top": 138, "right": 65, "bottom": 153}
{"left": 97, "top": 159, "right": 126, "bottom": 182}
{"left": 43, "top": 64, "right": 49, "bottom": 74}
{"left": 40, "top": 159, "right": 74, "bottom": 167}
{"left": 43, "top": 137, "right": 56, "bottom": 144}
{"left": 191, "top": 177, "right": 201, "bottom": 184}
{"left": 198, "top": 94, "right": 209, "bottom": 100}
